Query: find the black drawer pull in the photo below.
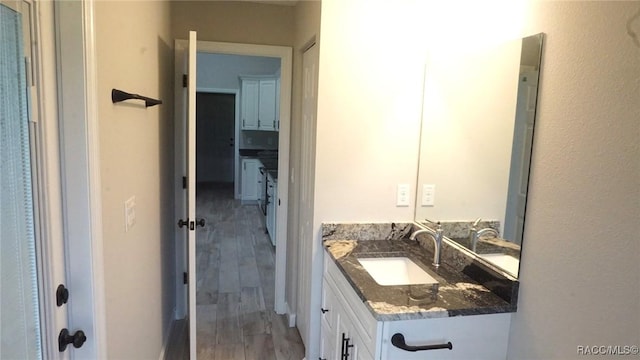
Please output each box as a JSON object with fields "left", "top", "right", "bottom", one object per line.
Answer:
{"left": 391, "top": 333, "right": 452, "bottom": 352}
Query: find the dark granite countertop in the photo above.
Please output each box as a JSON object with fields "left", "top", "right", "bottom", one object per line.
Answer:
{"left": 323, "top": 238, "right": 517, "bottom": 321}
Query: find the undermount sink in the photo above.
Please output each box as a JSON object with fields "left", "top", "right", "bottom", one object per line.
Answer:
{"left": 479, "top": 253, "right": 520, "bottom": 277}
{"left": 357, "top": 257, "right": 438, "bottom": 286}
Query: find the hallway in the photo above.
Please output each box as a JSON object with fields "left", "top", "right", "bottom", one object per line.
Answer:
{"left": 193, "top": 182, "right": 304, "bottom": 359}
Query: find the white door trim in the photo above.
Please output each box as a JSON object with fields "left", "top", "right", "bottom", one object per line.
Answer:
{"left": 175, "top": 39, "right": 292, "bottom": 315}
{"left": 53, "top": 0, "right": 107, "bottom": 358}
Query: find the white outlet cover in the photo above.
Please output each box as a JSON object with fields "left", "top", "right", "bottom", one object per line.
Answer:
{"left": 124, "top": 196, "right": 136, "bottom": 232}
{"left": 397, "top": 184, "right": 410, "bottom": 207}
{"left": 422, "top": 184, "right": 435, "bottom": 206}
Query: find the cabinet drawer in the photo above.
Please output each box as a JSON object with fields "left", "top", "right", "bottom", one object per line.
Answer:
{"left": 325, "top": 255, "right": 380, "bottom": 355}
{"left": 381, "top": 313, "right": 511, "bottom": 359}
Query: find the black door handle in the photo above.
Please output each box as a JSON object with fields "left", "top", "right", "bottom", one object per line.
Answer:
{"left": 178, "top": 219, "right": 189, "bottom": 228}
{"left": 391, "top": 333, "right": 452, "bottom": 352}
{"left": 58, "top": 328, "right": 87, "bottom": 352}
{"left": 196, "top": 219, "right": 205, "bottom": 228}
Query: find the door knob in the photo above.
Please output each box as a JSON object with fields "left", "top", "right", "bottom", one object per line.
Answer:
{"left": 58, "top": 328, "right": 87, "bottom": 352}
{"left": 196, "top": 219, "right": 205, "bottom": 228}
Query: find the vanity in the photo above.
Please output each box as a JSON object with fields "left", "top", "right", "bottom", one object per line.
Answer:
{"left": 320, "top": 223, "right": 516, "bottom": 359}
{"left": 318, "top": 33, "right": 544, "bottom": 360}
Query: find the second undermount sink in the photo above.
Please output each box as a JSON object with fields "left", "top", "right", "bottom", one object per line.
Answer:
{"left": 479, "top": 253, "right": 520, "bottom": 277}
{"left": 357, "top": 257, "right": 438, "bottom": 286}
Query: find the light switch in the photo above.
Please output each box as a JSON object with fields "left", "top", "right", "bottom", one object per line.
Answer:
{"left": 125, "top": 196, "right": 136, "bottom": 232}
{"left": 397, "top": 184, "right": 410, "bottom": 207}
{"left": 422, "top": 184, "right": 435, "bottom": 206}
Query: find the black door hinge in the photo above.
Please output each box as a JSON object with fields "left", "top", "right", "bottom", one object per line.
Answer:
{"left": 182, "top": 176, "right": 187, "bottom": 189}
{"left": 182, "top": 74, "right": 188, "bottom": 88}
{"left": 183, "top": 272, "right": 188, "bottom": 284}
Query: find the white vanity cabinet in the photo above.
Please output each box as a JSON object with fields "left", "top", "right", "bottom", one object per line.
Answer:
{"left": 322, "top": 254, "right": 512, "bottom": 359}
{"left": 240, "top": 77, "right": 278, "bottom": 131}
{"left": 240, "top": 158, "right": 260, "bottom": 201}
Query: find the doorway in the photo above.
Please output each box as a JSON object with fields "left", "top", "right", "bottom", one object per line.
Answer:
{"left": 196, "top": 92, "right": 236, "bottom": 184}
{"left": 174, "top": 38, "right": 295, "bottom": 358}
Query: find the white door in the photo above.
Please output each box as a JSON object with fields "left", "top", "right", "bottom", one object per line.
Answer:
{"left": 297, "top": 42, "right": 319, "bottom": 352}
{"left": 174, "top": 31, "right": 198, "bottom": 359}
{"left": 1, "top": 1, "right": 68, "bottom": 358}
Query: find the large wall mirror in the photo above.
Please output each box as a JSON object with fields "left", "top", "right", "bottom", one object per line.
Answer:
{"left": 414, "top": 33, "right": 544, "bottom": 278}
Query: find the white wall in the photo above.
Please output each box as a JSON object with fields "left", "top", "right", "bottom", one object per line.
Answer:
{"left": 197, "top": 52, "right": 280, "bottom": 90}
{"left": 507, "top": 2, "right": 640, "bottom": 358}
{"left": 304, "top": 0, "right": 427, "bottom": 356}
{"left": 94, "top": 1, "right": 174, "bottom": 358}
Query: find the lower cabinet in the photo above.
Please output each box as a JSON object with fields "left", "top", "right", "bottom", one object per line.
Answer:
{"left": 241, "top": 158, "right": 260, "bottom": 201}
{"left": 321, "top": 254, "right": 511, "bottom": 359}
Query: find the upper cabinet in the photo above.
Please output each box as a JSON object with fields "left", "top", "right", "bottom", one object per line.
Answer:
{"left": 241, "top": 76, "right": 279, "bottom": 131}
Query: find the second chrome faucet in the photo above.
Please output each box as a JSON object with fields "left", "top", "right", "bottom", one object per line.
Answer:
{"left": 409, "top": 222, "right": 444, "bottom": 268}
{"left": 469, "top": 218, "right": 499, "bottom": 252}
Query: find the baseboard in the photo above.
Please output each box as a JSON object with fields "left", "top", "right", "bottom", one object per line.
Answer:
{"left": 286, "top": 302, "right": 297, "bottom": 327}
{"left": 158, "top": 317, "right": 176, "bottom": 360}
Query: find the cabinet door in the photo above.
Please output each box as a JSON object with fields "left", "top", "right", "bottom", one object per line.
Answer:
{"left": 380, "top": 313, "right": 511, "bottom": 359}
{"left": 241, "top": 159, "right": 259, "bottom": 200}
{"left": 241, "top": 80, "right": 259, "bottom": 130}
{"left": 320, "top": 279, "right": 341, "bottom": 360}
{"left": 258, "top": 79, "right": 277, "bottom": 131}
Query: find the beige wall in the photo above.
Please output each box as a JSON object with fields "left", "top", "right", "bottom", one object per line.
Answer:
{"left": 171, "top": 1, "right": 294, "bottom": 45}
{"left": 508, "top": 2, "right": 640, "bottom": 358}
{"left": 94, "top": 1, "right": 174, "bottom": 358}
{"left": 305, "top": 0, "right": 427, "bottom": 355}
{"left": 287, "top": 0, "right": 322, "bottom": 323}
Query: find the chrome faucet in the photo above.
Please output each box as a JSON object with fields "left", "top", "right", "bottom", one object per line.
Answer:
{"left": 469, "top": 218, "right": 499, "bottom": 252}
{"left": 409, "top": 222, "right": 444, "bottom": 267}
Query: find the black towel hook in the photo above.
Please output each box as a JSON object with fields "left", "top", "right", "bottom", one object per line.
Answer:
{"left": 111, "top": 88, "right": 162, "bottom": 107}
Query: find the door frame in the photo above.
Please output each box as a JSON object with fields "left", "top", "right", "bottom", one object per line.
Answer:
{"left": 175, "top": 40, "right": 292, "bottom": 316}
{"left": 196, "top": 87, "right": 241, "bottom": 194}
{"left": 49, "top": 0, "right": 107, "bottom": 358}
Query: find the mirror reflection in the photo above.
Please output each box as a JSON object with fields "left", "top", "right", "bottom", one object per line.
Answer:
{"left": 414, "top": 33, "right": 544, "bottom": 277}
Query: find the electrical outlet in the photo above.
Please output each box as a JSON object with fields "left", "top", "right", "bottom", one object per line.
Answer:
{"left": 396, "top": 184, "right": 410, "bottom": 207}
{"left": 422, "top": 184, "right": 435, "bottom": 206}
{"left": 124, "top": 196, "right": 136, "bottom": 232}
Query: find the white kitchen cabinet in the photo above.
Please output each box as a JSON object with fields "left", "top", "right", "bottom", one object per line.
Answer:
{"left": 266, "top": 173, "right": 277, "bottom": 245}
{"left": 240, "top": 158, "right": 260, "bottom": 201}
{"left": 240, "top": 79, "right": 259, "bottom": 130}
{"left": 322, "top": 254, "right": 511, "bottom": 360}
{"left": 240, "top": 77, "right": 279, "bottom": 131}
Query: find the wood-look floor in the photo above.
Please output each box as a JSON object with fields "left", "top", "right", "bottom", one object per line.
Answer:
{"left": 169, "top": 182, "right": 305, "bottom": 360}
